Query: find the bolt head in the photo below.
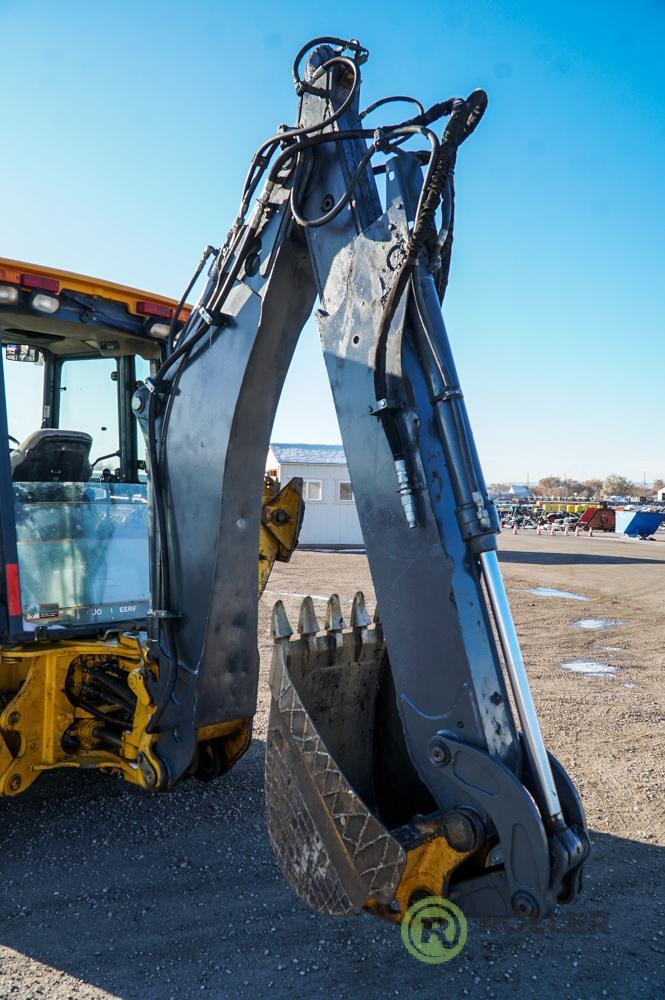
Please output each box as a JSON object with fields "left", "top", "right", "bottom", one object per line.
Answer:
{"left": 512, "top": 891, "right": 539, "bottom": 920}
{"left": 137, "top": 752, "right": 157, "bottom": 787}
{"left": 429, "top": 736, "right": 451, "bottom": 767}
{"left": 442, "top": 809, "right": 484, "bottom": 853}
{"left": 244, "top": 252, "right": 261, "bottom": 277}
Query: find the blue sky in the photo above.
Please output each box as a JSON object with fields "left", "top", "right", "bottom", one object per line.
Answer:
{"left": 1, "top": 0, "right": 663, "bottom": 484}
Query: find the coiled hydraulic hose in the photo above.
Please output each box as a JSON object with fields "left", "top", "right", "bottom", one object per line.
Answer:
{"left": 372, "top": 91, "right": 488, "bottom": 472}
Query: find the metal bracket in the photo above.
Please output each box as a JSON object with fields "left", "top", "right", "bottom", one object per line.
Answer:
{"left": 369, "top": 397, "right": 400, "bottom": 416}
{"left": 196, "top": 305, "right": 232, "bottom": 329}
{"left": 197, "top": 305, "right": 214, "bottom": 327}
{"left": 425, "top": 730, "right": 552, "bottom": 918}
{"left": 431, "top": 386, "right": 463, "bottom": 404}
{"left": 143, "top": 377, "right": 171, "bottom": 397}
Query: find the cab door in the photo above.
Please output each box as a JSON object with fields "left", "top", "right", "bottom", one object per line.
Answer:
{"left": 0, "top": 350, "right": 150, "bottom": 639}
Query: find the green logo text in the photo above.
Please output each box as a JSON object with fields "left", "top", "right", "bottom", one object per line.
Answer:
{"left": 401, "top": 896, "right": 468, "bottom": 964}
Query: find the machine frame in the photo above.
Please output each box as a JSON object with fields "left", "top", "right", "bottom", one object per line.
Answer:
{"left": 0, "top": 259, "right": 302, "bottom": 796}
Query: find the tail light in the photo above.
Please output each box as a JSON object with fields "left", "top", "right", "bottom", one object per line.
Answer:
{"left": 21, "top": 273, "right": 60, "bottom": 293}
{"left": 137, "top": 300, "right": 173, "bottom": 320}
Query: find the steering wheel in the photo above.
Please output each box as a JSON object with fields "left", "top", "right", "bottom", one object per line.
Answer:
{"left": 8, "top": 435, "right": 19, "bottom": 448}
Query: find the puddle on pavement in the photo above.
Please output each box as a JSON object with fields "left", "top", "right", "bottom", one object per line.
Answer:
{"left": 561, "top": 659, "right": 617, "bottom": 677}
{"left": 575, "top": 618, "right": 625, "bottom": 630}
{"left": 524, "top": 587, "right": 589, "bottom": 602}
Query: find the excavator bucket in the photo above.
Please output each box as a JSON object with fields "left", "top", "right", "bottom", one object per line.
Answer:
{"left": 266, "top": 589, "right": 588, "bottom": 922}
{"left": 266, "top": 595, "right": 479, "bottom": 919}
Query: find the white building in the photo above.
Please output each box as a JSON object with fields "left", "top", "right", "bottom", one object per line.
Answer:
{"left": 267, "top": 443, "right": 364, "bottom": 548}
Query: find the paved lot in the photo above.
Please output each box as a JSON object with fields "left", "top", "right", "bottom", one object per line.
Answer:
{"left": 0, "top": 533, "right": 663, "bottom": 998}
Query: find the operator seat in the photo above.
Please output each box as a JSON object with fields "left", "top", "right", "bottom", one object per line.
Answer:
{"left": 10, "top": 429, "right": 93, "bottom": 482}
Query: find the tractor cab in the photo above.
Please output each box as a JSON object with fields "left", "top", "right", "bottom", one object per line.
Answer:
{"left": 0, "top": 259, "right": 184, "bottom": 642}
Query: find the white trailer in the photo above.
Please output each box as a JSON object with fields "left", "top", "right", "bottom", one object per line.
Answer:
{"left": 267, "top": 443, "right": 364, "bottom": 548}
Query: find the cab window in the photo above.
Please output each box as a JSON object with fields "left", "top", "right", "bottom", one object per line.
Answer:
{"left": 4, "top": 347, "right": 44, "bottom": 446}
{"left": 58, "top": 358, "right": 120, "bottom": 478}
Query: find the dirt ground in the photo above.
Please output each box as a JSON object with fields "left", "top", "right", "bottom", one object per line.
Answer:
{"left": 0, "top": 532, "right": 663, "bottom": 999}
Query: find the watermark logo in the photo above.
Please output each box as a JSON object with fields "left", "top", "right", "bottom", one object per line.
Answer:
{"left": 401, "top": 896, "right": 467, "bottom": 964}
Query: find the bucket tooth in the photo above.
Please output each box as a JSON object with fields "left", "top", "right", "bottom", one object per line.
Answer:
{"left": 298, "top": 596, "right": 320, "bottom": 637}
{"left": 324, "top": 593, "right": 345, "bottom": 633}
{"left": 372, "top": 604, "right": 383, "bottom": 643}
{"left": 271, "top": 600, "right": 293, "bottom": 641}
{"left": 323, "top": 593, "right": 345, "bottom": 660}
{"left": 350, "top": 591, "right": 371, "bottom": 629}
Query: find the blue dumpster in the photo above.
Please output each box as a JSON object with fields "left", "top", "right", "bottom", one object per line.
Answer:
{"left": 614, "top": 510, "right": 665, "bottom": 538}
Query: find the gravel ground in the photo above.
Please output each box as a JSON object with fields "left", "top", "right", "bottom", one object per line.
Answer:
{"left": 0, "top": 532, "right": 663, "bottom": 999}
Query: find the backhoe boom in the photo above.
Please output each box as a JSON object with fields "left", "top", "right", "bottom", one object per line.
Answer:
{"left": 134, "top": 36, "right": 589, "bottom": 922}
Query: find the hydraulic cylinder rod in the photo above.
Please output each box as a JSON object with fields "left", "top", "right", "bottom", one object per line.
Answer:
{"left": 480, "top": 548, "right": 564, "bottom": 825}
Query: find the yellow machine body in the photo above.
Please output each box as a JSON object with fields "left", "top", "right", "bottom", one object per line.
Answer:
{"left": 0, "top": 258, "right": 304, "bottom": 797}
{"left": 0, "top": 476, "right": 303, "bottom": 797}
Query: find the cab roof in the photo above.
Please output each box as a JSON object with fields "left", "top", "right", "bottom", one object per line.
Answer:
{"left": 0, "top": 257, "right": 191, "bottom": 360}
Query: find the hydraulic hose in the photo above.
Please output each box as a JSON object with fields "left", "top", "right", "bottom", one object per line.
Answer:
{"left": 371, "top": 91, "right": 488, "bottom": 485}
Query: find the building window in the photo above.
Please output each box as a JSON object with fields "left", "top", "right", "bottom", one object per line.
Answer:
{"left": 304, "top": 480, "right": 322, "bottom": 502}
{"left": 337, "top": 481, "right": 354, "bottom": 502}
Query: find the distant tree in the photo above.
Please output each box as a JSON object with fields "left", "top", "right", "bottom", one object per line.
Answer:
{"left": 561, "top": 479, "right": 584, "bottom": 496}
{"left": 651, "top": 478, "right": 665, "bottom": 494}
{"left": 537, "top": 476, "right": 562, "bottom": 497}
{"left": 489, "top": 483, "right": 510, "bottom": 493}
{"left": 602, "top": 474, "right": 634, "bottom": 497}
{"left": 581, "top": 479, "right": 603, "bottom": 498}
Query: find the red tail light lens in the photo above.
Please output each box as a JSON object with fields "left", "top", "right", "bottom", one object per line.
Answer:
{"left": 5, "top": 562, "right": 21, "bottom": 618}
{"left": 21, "top": 273, "right": 60, "bottom": 293}
{"left": 137, "top": 300, "right": 173, "bottom": 320}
